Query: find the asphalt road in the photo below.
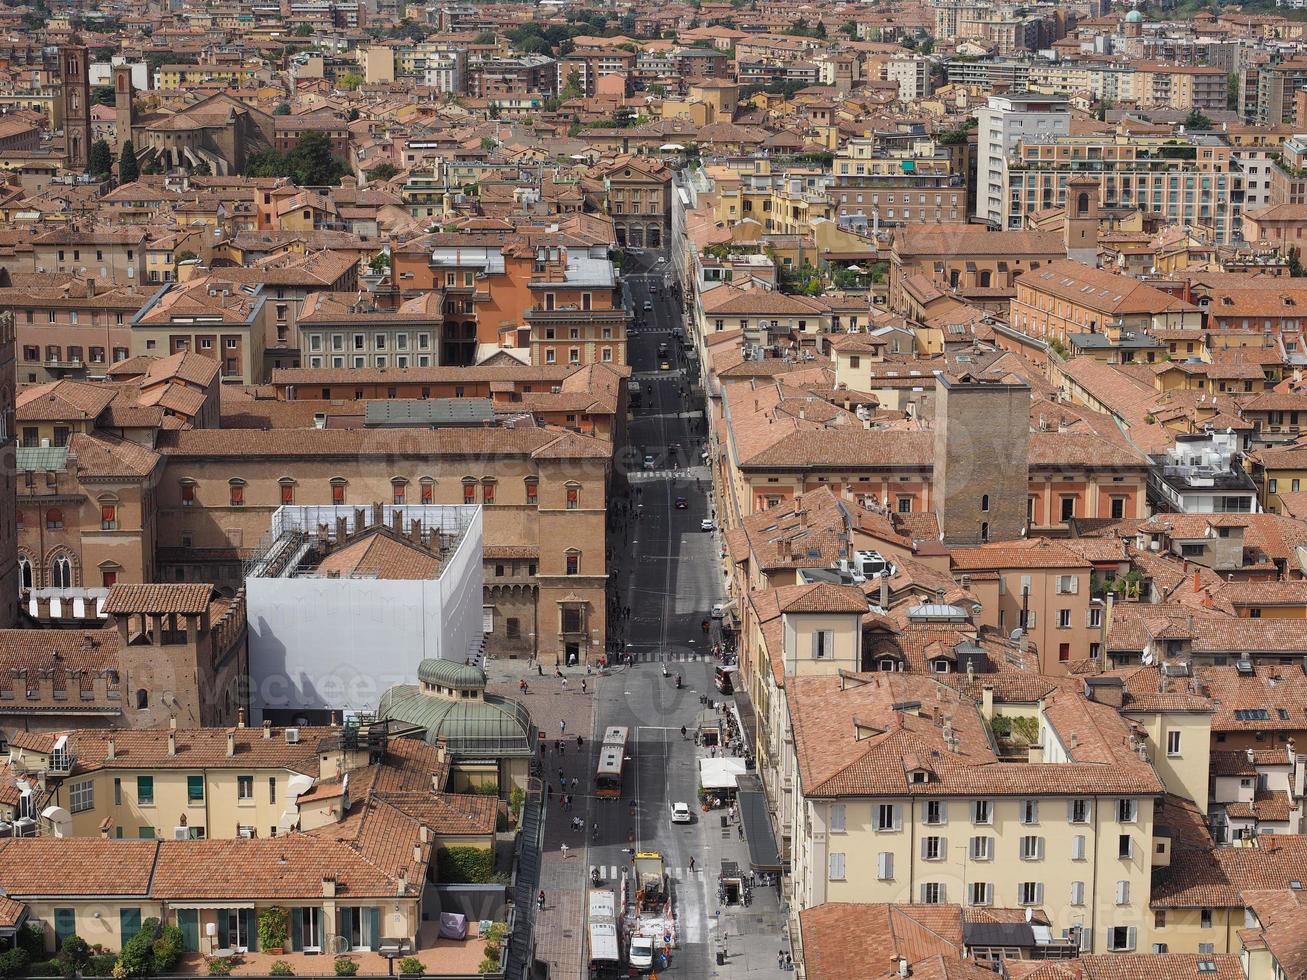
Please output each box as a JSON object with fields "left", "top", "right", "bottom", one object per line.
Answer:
{"left": 584, "top": 247, "right": 729, "bottom": 977}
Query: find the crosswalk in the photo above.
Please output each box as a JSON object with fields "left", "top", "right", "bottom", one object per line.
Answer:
{"left": 616, "top": 649, "right": 710, "bottom": 662}
{"left": 590, "top": 864, "right": 702, "bottom": 882}
{"left": 627, "top": 467, "right": 692, "bottom": 481}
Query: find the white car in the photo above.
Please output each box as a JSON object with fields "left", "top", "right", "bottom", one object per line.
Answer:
{"left": 629, "top": 935, "right": 655, "bottom": 971}
{"left": 643, "top": 300, "right": 653, "bottom": 311}
{"left": 700, "top": 519, "right": 714, "bottom": 532}
{"left": 643, "top": 454, "right": 656, "bottom": 469}
{"left": 671, "top": 801, "right": 692, "bottom": 823}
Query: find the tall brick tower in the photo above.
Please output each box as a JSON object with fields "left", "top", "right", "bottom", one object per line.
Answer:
{"left": 113, "top": 64, "right": 135, "bottom": 149}
{"left": 59, "top": 45, "right": 91, "bottom": 170}
{"left": 933, "top": 371, "right": 1031, "bottom": 547}
{"left": 0, "top": 312, "right": 18, "bottom": 627}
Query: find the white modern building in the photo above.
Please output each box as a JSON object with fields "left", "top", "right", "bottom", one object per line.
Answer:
{"left": 245, "top": 504, "right": 485, "bottom": 723}
{"left": 974, "top": 93, "right": 1070, "bottom": 228}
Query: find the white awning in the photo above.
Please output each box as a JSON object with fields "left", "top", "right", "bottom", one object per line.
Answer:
{"left": 699, "top": 757, "right": 746, "bottom": 790}
{"left": 167, "top": 902, "right": 256, "bottom": 911}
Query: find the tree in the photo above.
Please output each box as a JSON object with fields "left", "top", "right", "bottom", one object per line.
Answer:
{"left": 368, "top": 252, "right": 390, "bottom": 273}
{"left": 473, "top": 31, "right": 496, "bottom": 44}
{"left": 839, "top": 20, "right": 857, "bottom": 37}
{"left": 1227, "top": 72, "right": 1241, "bottom": 112}
{"left": 338, "top": 70, "right": 363, "bottom": 91}
{"left": 273, "top": 101, "right": 291, "bottom": 115}
{"left": 92, "top": 84, "right": 116, "bottom": 106}
{"left": 519, "top": 35, "right": 551, "bottom": 54}
{"left": 366, "top": 162, "right": 399, "bottom": 181}
{"left": 294, "top": 23, "right": 313, "bottom": 36}
{"left": 1290, "top": 246, "right": 1305, "bottom": 278}
{"left": 119, "top": 140, "right": 139, "bottom": 182}
{"left": 1183, "top": 108, "right": 1214, "bottom": 131}
{"left": 560, "top": 69, "right": 583, "bottom": 99}
{"left": 88, "top": 139, "right": 113, "bottom": 178}
{"left": 55, "top": 936, "right": 89, "bottom": 979}
{"left": 191, "top": 161, "right": 211, "bottom": 177}
{"left": 814, "top": 19, "right": 826, "bottom": 37}
{"left": 246, "top": 132, "right": 349, "bottom": 185}
{"left": 790, "top": 16, "right": 809, "bottom": 35}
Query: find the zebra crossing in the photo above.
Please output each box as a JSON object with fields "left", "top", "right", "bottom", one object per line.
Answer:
{"left": 591, "top": 865, "right": 701, "bottom": 883}
{"left": 614, "top": 649, "right": 710, "bottom": 663}
{"left": 626, "top": 467, "right": 688, "bottom": 481}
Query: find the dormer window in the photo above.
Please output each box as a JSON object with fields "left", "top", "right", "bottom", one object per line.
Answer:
{"left": 913, "top": 770, "right": 932, "bottom": 786}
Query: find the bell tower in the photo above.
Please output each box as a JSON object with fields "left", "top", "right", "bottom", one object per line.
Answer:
{"left": 59, "top": 45, "right": 91, "bottom": 170}
{"left": 1064, "top": 176, "right": 1101, "bottom": 265}
{"left": 113, "top": 64, "right": 135, "bottom": 147}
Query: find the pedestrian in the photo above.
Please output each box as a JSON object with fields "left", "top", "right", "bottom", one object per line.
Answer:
{"left": 546, "top": 784, "right": 552, "bottom": 800}
{"left": 560, "top": 843, "right": 569, "bottom": 859}
{"left": 561, "top": 677, "right": 568, "bottom": 691}
{"left": 778, "top": 952, "right": 785, "bottom": 970}
{"left": 559, "top": 719, "right": 565, "bottom": 735}
{"left": 560, "top": 742, "right": 565, "bottom": 756}
{"left": 555, "top": 739, "right": 561, "bottom": 753}
{"left": 581, "top": 679, "right": 587, "bottom": 694}
{"left": 689, "top": 856, "right": 696, "bottom": 873}
{"left": 785, "top": 953, "right": 792, "bottom": 971}
{"left": 559, "top": 768, "right": 565, "bottom": 784}
{"left": 538, "top": 891, "right": 545, "bottom": 911}
{"left": 537, "top": 664, "right": 543, "bottom": 677}
{"left": 681, "top": 725, "right": 688, "bottom": 740}
{"left": 571, "top": 777, "right": 578, "bottom": 791}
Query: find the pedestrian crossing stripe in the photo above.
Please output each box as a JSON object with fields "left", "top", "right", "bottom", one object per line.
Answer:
{"left": 592, "top": 866, "right": 700, "bottom": 881}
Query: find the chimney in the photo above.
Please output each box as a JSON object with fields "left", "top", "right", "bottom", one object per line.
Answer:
{"left": 85, "top": 277, "right": 95, "bottom": 299}
{"left": 1192, "top": 570, "right": 1201, "bottom": 593}
{"left": 106, "top": 737, "right": 115, "bottom": 761}
{"left": 397, "top": 867, "right": 408, "bottom": 895}
{"left": 880, "top": 569, "right": 890, "bottom": 609}
{"left": 263, "top": 719, "right": 273, "bottom": 739}
{"left": 167, "top": 729, "right": 177, "bottom": 757}
{"left": 237, "top": 707, "right": 246, "bottom": 729}
{"left": 981, "top": 684, "right": 994, "bottom": 723}
{"left": 226, "top": 730, "right": 236, "bottom": 758}
{"left": 322, "top": 875, "right": 337, "bottom": 897}
{"left": 413, "top": 842, "right": 423, "bottom": 863}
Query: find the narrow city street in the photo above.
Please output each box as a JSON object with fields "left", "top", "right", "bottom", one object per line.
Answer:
{"left": 492, "top": 250, "right": 790, "bottom": 979}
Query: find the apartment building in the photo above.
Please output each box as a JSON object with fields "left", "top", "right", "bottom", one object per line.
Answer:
{"left": 975, "top": 94, "right": 1071, "bottom": 229}
{"left": 950, "top": 540, "right": 1099, "bottom": 671}
{"left": 1012, "top": 259, "right": 1204, "bottom": 347}
{"left": 131, "top": 277, "right": 269, "bottom": 384}
{"left": 787, "top": 671, "right": 1162, "bottom": 955}
{"left": 888, "top": 227, "right": 1065, "bottom": 314}
{"left": 27, "top": 229, "right": 151, "bottom": 284}
{"left": 831, "top": 137, "right": 963, "bottom": 229}
{"left": 465, "top": 54, "right": 556, "bottom": 100}
{"left": 595, "top": 155, "right": 672, "bottom": 251}
{"left": 556, "top": 44, "right": 635, "bottom": 98}
{"left": 297, "top": 291, "right": 445, "bottom": 370}
{"left": 1004, "top": 134, "right": 1244, "bottom": 244}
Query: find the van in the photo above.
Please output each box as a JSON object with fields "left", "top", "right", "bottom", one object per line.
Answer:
{"left": 714, "top": 666, "right": 735, "bottom": 694}
{"left": 630, "top": 380, "right": 642, "bottom": 399}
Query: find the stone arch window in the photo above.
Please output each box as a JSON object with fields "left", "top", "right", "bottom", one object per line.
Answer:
{"left": 98, "top": 493, "right": 119, "bottom": 530}
{"left": 228, "top": 479, "right": 245, "bottom": 507}
{"left": 98, "top": 561, "right": 121, "bottom": 588}
{"left": 45, "top": 507, "right": 64, "bottom": 530}
{"left": 565, "top": 549, "right": 580, "bottom": 576}
{"left": 330, "top": 477, "right": 347, "bottom": 505}
{"left": 50, "top": 554, "right": 73, "bottom": 589}
{"left": 419, "top": 476, "right": 435, "bottom": 504}
{"left": 17, "top": 555, "right": 31, "bottom": 594}
{"left": 481, "top": 478, "right": 497, "bottom": 506}
{"left": 179, "top": 479, "right": 197, "bottom": 506}
{"left": 565, "top": 482, "right": 580, "bottom": 510}
{"left": 462, "top": 477, "right": 476, "bottom": 504}
{"left": 278, "top": 477, "right": 296, "bottom": 505}
{"left": 135, "top": 688, "right": 148, "bottom": 710}
{"left": 392, "top": 477, "right": 409, "bottom": 505}
{"left": 524, "top": 476, "right": 539, "bottom": 506}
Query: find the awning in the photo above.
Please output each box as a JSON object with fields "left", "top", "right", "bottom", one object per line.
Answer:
{"left": 739, "top": 785, "right": 781, "bottom": 872}
{"left": 167, "top": 902, "right": 256, "bottom": 911}
{"left": 699, "top": 757, "right": 746, "bottom": 790}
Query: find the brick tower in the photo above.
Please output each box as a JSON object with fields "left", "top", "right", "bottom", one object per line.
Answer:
{"left": 113, "top": 64, "right": 135, "bottom": 149}
{"left": 60, "top": 45, "right": 91, "bottom": 169}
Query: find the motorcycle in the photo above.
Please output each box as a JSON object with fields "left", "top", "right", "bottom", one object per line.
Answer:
{"left": 591, "top": 866, "right": 601, "bottom": 886}
{"left": 675, "top": 674, "right": 682, "bottom": 689}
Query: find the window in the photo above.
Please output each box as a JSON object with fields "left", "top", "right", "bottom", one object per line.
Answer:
{"left": 392, "top": 480, "right": 407, "bottom": 505}
{"left": 1018, "top": 882, "right": 1043, "bottom": 906}
{"left": 829, "top": 804, "right": 845, "bottom": 833}
{"left": 1057, "top": 609, "right": 1071, "bottom": 628}
{"left": 54, "top": 908, "right": 76, "bottom": 950}
{"left": 1070, "top": 880, "right": 1086, "bottom": 906}
{"left": 51, "top": 556, "right": 72, "bottom": 588}
{"left": 1108, "top": 927, "right": 1136, "bottom": 952}
{"left": 1201, "top": 908, "right": 1213, "bottom": 929}
{"left": 924, "top": 800, "right": 945, "bottom": 825}
{"left": 1155, "top": 911, "right": 1167, "bottom": 929}
{"left": 1071, "top": 833, "right": 1087, "bottom": 861}
{"left": 181, "top": 482, "right": 196, "bottom": 506}
{"left": 69, "top": 780, "right": 93, "bottom": 813}
{"left": 46, "top": 508, "right": 64, "bottom": 530}
{"left": 100, "top": 503, "right": 117, "bottom": 530}
{"left": 463, "top": 480, "right": 476, "bottom": 504}
{"left": 1069, "top": 799, "right": 1089, "bottom": 824}
{"left": 876, "top": 804, "right": 899, "bottom": 831}
{"left": 420, "top": 479, "right": 434, "bottom": 504}
{"left": 922, "top": 835, "right": 944, "bottom": 861}
{"left": 1116, "top": 880, "right": 1131, "bottom": 905}
{"left": 1117, "top": 799, "right": 1137, "bottom": 823}
{"left": 969, "top": 882, "right": 993, "bottom": 906}
{"left": 237, "top": 776, "right": 254, "bottom": 800}
{"left": 187, "top": 775, "right": 204, "bottom": 803}
{"left": 482, "top": 481, "right": 496, "bottom": 505}
{"left": 280, "top": 480, "right": 295, "bottom": 505}
{"left": 1020, "top": 835, "right": 1045, "bottom": 861}
{"left": 136, "top": 776, "right": 154, "bottom": 805}
{"left": 970, "top": 836, "right": 992, "bottom": 861}
{"left": 897, "top": 496, "right": 913, "bottom": 513}
{"left": 1020, "top": 800, "right": 1039, "bottom": 825}
{"left": 526, "top": 479, "right": 538, "bottom": 505}
{"left": 566, "top": 485, "right": 579, "bottom": 509}
{"left": 1061, "top": 496, "right": 1076, "bottom": 521}
{"left": 565, "top": 552, "right": 580, "bottom": 576}
{"left": 920, "top": 882, "right": 945, "bottom": 904}
{"left": 114, "top": 778, "right": 121, "bottom": 805}
{"left": 981, "top": 494, "right": 989, "bottom": 512}
{"left": 813, "top": 630, "right": 833, "bottom": 659}
{"left": 332, "top": 480, "right": 347, "bottom": 505}
{"left": 828, "top": 852, "right": 846, "bottom": 880}
{"left": 972, "top": 800, "right": 991, "bottom": 825}
{"left": 229, "top": 481, "right": 245, "bottom": 506}
{"left": 1167, "top": 730, "right": 1181, "bottom": 756}
{"left": 1111, "top": 496, "right": 1126, "bottom": 519}
{"left": 1118, "top": 834, "right": 1133, "bottom": 859}
{"left": 877, "top": 852, "right": 894, "bottom": 880}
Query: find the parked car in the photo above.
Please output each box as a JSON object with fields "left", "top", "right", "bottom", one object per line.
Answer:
{"left": 700, "top": 519, "right": 714, "bottom": 532}
{"left": 629, "top": 936, "right": 655, "bottom": 972}
{"left": 671, "top": 802, "right": 692, "bottom": 824}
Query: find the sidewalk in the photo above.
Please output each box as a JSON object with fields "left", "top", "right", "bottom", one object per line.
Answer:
{"left": 484, "top": 658, "right": 597, "bottom": 978}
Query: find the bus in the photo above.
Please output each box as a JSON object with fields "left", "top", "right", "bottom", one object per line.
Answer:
{"left": 587, "top": 888, "right": 622, "bottom": 978}
{"left": 596, "top": 726, "right": 629, "bottom": 798}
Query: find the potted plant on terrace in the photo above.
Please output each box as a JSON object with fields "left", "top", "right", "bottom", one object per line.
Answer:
{"left": 258, "top": 908, "right": 290, "bottom": 956}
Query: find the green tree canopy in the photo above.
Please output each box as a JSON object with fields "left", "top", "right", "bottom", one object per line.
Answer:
{"left": 92, "top": 84, "right": 115, "bottom": 107}
{"left": 1183, "top": 108, "right": 1214, "bottom": 131}
{"left": 87, "top": 139, "right": 112, "bottom": 179}
{"left": 118, "top": 140, "right": 139, "bottom": 183}
{"left": 245, "top": 131, "right": 349, "bottom": 185}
